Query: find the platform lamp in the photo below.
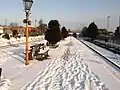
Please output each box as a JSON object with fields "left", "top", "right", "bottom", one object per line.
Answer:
{"left": 22, "top": 0, "right": 33, "bottom": 65}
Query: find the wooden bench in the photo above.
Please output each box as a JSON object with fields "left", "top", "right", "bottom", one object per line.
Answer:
{"left": 35, "top": 47, "right": 50, "bottom": 60}
{"left": 25, "top": 43, "right": 49, "bottom": 60}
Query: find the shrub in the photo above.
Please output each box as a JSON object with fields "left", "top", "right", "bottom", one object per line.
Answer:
{"left": 2, "top": 33, "right": 10, "bottom": 40}
{"left": 61, "top": 26, "right": 68, "bottom": 39}
{"left": 73, "top": 33, "right": 77, "bottom": 38}
{"left": 45, "top": 20, "right": 61, "bottom": 45}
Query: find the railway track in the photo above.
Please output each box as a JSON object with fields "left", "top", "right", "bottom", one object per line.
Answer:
{"left": 79, "top": 39, "right": 120, "bottom": 70}
{"left": 91, "top": 40, "right": 120, "bottom": 55}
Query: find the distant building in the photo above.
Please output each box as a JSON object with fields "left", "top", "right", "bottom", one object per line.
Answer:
{"left": 2, "top": 26, "right": 40, "bottom": 37}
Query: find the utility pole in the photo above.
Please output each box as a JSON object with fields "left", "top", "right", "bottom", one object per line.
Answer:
{"left": 106, "top": 16, "right": 110, "bottom": 42}
{"left": 4, "top": 19, "right": 8, "bottom": 27}
{"left": 35, "top": 20, "right": 37, "bottom": 27}
{"left": 107, "top": 16, "right": 110, "bottom": 31}
{"left": 119, "top": 16, "right": 120, "bottom": 32}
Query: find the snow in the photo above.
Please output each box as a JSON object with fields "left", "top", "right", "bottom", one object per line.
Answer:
{"left": 0, "top": 36, "right": 120, "bottom": 90}
{"left": 94, "top": 40, "right": 120, "bottom": 48}
{"left": 0, "top": 36, "right": 44, "bottom": 90}
{"left": 0, "top": 36, "right": 44, "bottom": 47}
{"left": 38, "top": 47, "right": 49, "bottom": 54}
{"left": 80, "top": 39, "right": 120, "bottom": 68}
{"left": 0, "top": 76, "right": 10, "bottom": 90}
{"left": 77, "top": 38, "right": 120, "bottom": 90}
{"left": 21, "top": 37, "right": 110, "bottom": 90}
{"left": 0, "top": 36, "right": 44, "bottom": 65}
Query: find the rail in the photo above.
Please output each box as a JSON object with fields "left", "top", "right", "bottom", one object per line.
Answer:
{"left": 79, "top": 39, "right": 120, "bottom": 70}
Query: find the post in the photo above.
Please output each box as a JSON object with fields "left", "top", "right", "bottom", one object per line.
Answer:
{"left": 107, "top": 16, "right": 109, "bottom": 31}
{"left": 35, "top": 20, "right": 37, "bottom": 27}
{"left": 119, "top": 16, "right": 120, "bottom": 32}
{"left": 4, "top": 19, "right": 8, "bottom": 27}
{"left": 107, "top": 16, "right": 110, "bottom": 42}
{"left": 25, "top": 12, "right": 29, "bottom": 65}
{"left": 0, "top": 68, "right": 2, "bottom": 78}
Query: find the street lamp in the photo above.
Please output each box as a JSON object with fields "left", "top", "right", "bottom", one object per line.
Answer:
{"left": 107, "top": 16, "right": 110, "bottom": 39}
{"left": 119, "top": 16, "right": 120, "bottom": 32}
{"left": 107, "top": 16, "right": 110, "bottom": 31}
{"left": 22, "top": 0, "right": 33, "bottom": 65}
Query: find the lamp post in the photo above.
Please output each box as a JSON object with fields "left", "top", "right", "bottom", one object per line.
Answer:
{"left": 4, "top": 19, "right": 8, "bottom": 27}
{"left": 22, "top": 0, "right": 33, "bottom": 65}
{"left": 107, "top": 16, "right": 110, "bottom": 40}
{"left": 107, "top": 16, "right": 110, "bottom": 31}
{"left": 119, "top": 16, "right": 120, "bottom": 32}
{"left": 35, "top": 20, "right": 37, "bottom": 27}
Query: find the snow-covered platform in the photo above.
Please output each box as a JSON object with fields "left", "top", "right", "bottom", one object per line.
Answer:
{"left": 0, "top": 76, "right": 10, "bottom": 90}
{"left": 0, "top": 37, "right": 120, "bottom": 90}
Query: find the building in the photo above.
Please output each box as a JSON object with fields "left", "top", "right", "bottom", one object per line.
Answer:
{"left": 3, "top": 26, "right": 39, "bottom": 37}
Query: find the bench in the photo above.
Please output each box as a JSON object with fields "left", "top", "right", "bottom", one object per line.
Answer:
{"left": 25, "top": 43, "right": 49, "bottom": 60}
{"left": 35, "top": 47, "right": 50, "bottom": 60}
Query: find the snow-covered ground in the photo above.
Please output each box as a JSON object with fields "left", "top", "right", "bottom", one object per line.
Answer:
{"left": 21, "top": 37, "right": 108, "bottom": 90}
{"left": 79, "top": 39, "right": 120, "bottom": 68}
{"left": 0, "top": 36, "right": 69, "bottom": 90}
{"left": 21, "top": 37, "right": 120, "bottom": 90}
{"left": 0, "top": 36, "right": 44, "bottom": 47}
{"left": 0, "top": 36, "right": 44, "bottom": 90}
{"left": 0, "top": 76, "right": 10, "bottom": 90}
{"left": 0, "top": 36, "right": 120, "bottom": 90}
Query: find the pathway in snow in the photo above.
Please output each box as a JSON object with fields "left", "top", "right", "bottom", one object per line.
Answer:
{"left": 22, "top": 38, "right": 108, "bottom": 90}
{"left": 0, "top": 38, "right": 68, "bottom": 90}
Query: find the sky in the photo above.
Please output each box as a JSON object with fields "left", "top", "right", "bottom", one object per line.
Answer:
{"left": 0, "top": 0, "right": 120, "bottom": 31}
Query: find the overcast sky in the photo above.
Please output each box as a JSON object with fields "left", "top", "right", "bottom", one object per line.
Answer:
{"left": 0, "top": 0, "right": 120, "bottom": 31}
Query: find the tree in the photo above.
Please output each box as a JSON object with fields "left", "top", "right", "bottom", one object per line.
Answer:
{"left": 45, "top": 20, "right": 61, "bottom": 45}
{"left": 115, "top": 26, "right": 120, "bottom": 37}
{"left": 12, "top": 30, "right": 18, "bottom": 38}
{"left": 9, "top": 22, "right": 18, "bottom": 27}
{"left": 61, "top": 26, "right": 68, "bottom": 39}
{"left": 73, "top": 32, "right": 77, "bottom": 38}
{"left": 81, "top": 26, "right": 88, "bottom": 37}
{"left": 38, "top": 18, "right": 43, "bottom": 34}
{"left": 2, "top": 33, "right": 10, "bottom": 40}
{"left": 87, "top": 22, "right": 98, "bottom": 40}
{"left": 68, "top": 29, "right": 71, "bottom": 32}
{"left": 98, "top": 29, "right": 108, "bottom": 35}
{"left": 9, "top": 22, "right": 18, "bottom": 38}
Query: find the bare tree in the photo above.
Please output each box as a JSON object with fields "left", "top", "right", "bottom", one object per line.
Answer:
{"left": 9, "top": 22, "right": 18, "bottom": 27}
{"left": 38, "top": 18, "right": 44, "bottom": 34}
{"left": 39, "top": 18, "right": 43, "bottom": 25}
{"left": 9, "top": 22, "right": 19, "bottom": 38}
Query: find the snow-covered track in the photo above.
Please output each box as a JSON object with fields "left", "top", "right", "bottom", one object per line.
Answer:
{"left": 92, "top": 40, "right": 120, "bottom": 55}
{"left": 79, "top": 39, "right": 120, "bottom": 70}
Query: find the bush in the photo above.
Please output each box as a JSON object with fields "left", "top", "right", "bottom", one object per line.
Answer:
{"left": 61, "top": 26, "right": 68, "bottom": 39}
{"left": 45, "top": 20, "right": 61, "bottom": 45}
{"left": 2, "top": 33, "right": 10, "bottom": 40}
{"left": 12, "top": 30, "right": 18, "bottom": 38}
{"left": 73, "top": 33, "right": 77, "bottom": 38}
{"left": 87, "top": 22, "right": 98, "bottom": 40}
{"left": 29, "top": 31, "right": 39, "bottom": 36}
